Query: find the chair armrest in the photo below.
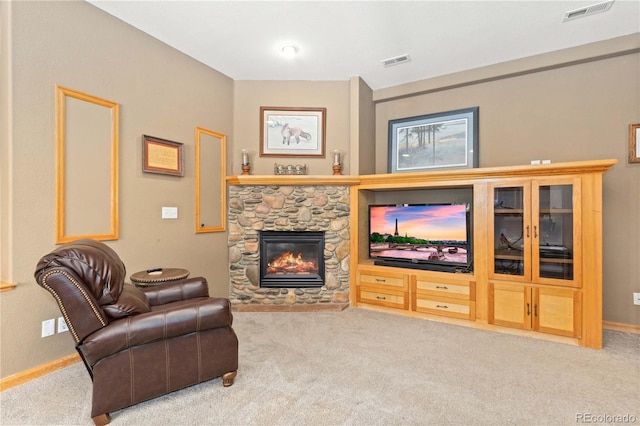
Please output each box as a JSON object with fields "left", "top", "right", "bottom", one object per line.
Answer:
{"left": 141, "top": 277, "right": 209, "bottom": 306}
{"left": 79, "top": 297, "right": 232, "bottom": 366}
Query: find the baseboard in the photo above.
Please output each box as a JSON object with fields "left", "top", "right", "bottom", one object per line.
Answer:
{"left": 603, "top": 321, "right": 640, "bottom": 334}
{"left": 0, "top": 353, "right": 80, "bottom": 392}
{"left": 232, "top": 303, "right": 349, "bottom": 312}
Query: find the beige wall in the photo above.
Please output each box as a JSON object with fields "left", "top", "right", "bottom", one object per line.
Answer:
{"left": 232, "top": 80, "right": 350, "bottom": 176}
{"left": 350, "top": 77, "right": 376, "bottom": 175}
{"left": 375, "top": 39, "right": 640, "bottom": 326}
{"left": 0, "top": 1, "right": 234, "bottom": 377}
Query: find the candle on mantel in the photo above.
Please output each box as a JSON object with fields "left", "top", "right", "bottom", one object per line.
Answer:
{"left": 242, "top": 149, "right": 249, "bottom": 166}
{"left": 333, "top": 150, "right": 341, "bottom": 166}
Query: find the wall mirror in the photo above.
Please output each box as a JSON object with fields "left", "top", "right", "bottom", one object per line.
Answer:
{"left": 55, "top": 85, "right": 119, "bottom": 243}
{"left": 195, "top": 127, "right": 226, "bottom": 233}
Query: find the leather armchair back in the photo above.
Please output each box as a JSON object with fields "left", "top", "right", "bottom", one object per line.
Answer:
{"left": 34, "top": 239, "right": 126, "bottom": 343}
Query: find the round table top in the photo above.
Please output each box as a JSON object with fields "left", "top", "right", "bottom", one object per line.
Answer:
{"left": 130, "top": 268, "right": 190, "bottom": 285}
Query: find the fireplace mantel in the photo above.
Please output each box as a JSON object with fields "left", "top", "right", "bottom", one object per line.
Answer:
{"left": 226, "top": 175, "right": 360, "bottom": 186}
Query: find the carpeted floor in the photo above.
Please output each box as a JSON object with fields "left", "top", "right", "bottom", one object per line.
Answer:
{"left": 1, "top": 308, "right": 639, "bottom": 425}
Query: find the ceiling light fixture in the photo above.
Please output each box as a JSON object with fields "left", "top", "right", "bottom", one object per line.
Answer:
{"left": 281, "top": 44, "right": 299, "bottom": 57}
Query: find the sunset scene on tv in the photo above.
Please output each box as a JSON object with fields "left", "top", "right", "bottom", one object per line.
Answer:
{"left": 369, "top": 204, "right": 468, "bottom": 264}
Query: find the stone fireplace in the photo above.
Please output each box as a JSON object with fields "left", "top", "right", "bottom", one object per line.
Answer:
{"left": 259, "top": 230, "right": 325, "bottom": 288}
{"left": 227, "top": 183, "right": 351, "bottom": 311}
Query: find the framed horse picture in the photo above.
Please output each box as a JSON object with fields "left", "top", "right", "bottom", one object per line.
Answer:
{"left": 259, "top": 107, "right": 326, "bottom": 157}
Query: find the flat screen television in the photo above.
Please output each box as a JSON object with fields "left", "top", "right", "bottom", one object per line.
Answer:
{"left": 368, "top": 203, "right": 472, "bottom": 273}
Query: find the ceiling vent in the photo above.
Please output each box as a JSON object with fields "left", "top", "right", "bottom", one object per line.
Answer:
{"left": 381, "top": 54, "right": 411, "bottom": 68}
{"left": 562, "top": 0, "right": 614, "bottom": 22}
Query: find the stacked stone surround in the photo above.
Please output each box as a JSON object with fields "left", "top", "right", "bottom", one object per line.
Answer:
{"left": 228, "top": 184, "right": 350, "bottom": 311}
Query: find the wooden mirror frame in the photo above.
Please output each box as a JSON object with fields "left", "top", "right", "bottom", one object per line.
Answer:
{"left": 195, "top": 127, "right": 226, "bottom": 233}
{"left": 55, "top": 86, "right": 119, "bottom": 243}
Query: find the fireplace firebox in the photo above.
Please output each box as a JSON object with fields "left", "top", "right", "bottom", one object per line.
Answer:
{"left": 259, "top": 231, "right": 325, "bottom": 288}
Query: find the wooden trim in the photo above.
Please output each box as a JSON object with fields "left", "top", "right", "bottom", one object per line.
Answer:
{"left": 0, "top": 353, "right": 81, "bottom": 391}
{"left": 603, "top": 321, "right": 640, "bottom": 334}
{"left": 0, "top": 282, "right": 17, "bottom": 292}
{"left": 195, "top": 127, "right": 226, "bottom": 233}
{"left": 55, "top": 85, "right": 119, "bottom": 244}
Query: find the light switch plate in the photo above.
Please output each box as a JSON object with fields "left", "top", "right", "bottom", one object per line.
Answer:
{"left": 162, "top": 207, "right": 178, "bottom": 219}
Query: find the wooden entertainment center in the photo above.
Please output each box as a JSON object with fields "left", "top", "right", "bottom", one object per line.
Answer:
{"left": 351, "top": 159, "right": 616, "bottom": 349}
{"left": 227, "top": 159, "right": 615, "bottom": 348}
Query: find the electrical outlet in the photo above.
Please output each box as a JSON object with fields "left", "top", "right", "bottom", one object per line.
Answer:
{"left": 633, "top": 292, "right": 640, "bottom": 306}
{"left": 41, "top": 319, "right": 55, "bottom": 337}
{"left": 57, "top": 316, "right": 69, "bottom": 333}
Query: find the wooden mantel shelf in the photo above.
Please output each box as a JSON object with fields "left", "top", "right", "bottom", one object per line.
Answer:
{"left": 226, "top": 175, "right": 361, "bottom": 186}
{"left": 227, "top": 160, "right": 617, "bottom": 187}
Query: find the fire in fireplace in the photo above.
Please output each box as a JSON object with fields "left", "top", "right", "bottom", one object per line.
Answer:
{"left": 259, "top": 231, "right": 325, "bottom": 288}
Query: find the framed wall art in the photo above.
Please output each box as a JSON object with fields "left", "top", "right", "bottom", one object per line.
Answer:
{"left": 142, "top": 135, "right": 184, "bottom": 176}
{"left": 260, "top": 107, "right": 326, "bottom": 157}
{"left": 388, "top": 107, "right": 479, "bottom": 173}
{"left": 629, "top": 123, "right": 640, "bottom": 164}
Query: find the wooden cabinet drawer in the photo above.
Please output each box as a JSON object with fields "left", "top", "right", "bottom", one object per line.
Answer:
{"left": 413, "top": 295, "right": 475, "bottom": 320}
{"left": 355, "top": 268, "right": 410, "bottom": 310}
{"left": 357, "top": 286, "right": 409, "bottom": 310}
{"left": 414, "top": 278, "right": 475, "bottom": 300}
{"left": 358, "top": 272, "right": 407, "bottom": 289}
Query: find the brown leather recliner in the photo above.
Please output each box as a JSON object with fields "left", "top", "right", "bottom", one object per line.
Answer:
{"left": 34, "top": 239, "right": 238, "bottom": 425}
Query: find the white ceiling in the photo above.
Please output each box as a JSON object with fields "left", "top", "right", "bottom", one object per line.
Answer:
{"left": 87, "top": 0, "right": 640, "bottom": 90}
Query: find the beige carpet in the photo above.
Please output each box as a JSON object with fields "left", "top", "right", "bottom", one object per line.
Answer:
{"left": 1, "top": 308, "right": 639, "bottom": 425}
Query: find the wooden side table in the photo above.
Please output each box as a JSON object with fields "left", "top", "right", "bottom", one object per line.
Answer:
{"left": 130, "top": 268, "right": 190, "bottom": 287}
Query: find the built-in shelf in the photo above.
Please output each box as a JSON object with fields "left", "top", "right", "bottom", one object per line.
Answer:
{"left": 226, "top": 175, "right": 360, "bottom": 186}
{"left": 227, "top": 160, "right": 616, "bottom": 187}
{"left": 357, "top": 159, "right": 617, "bottom": 188}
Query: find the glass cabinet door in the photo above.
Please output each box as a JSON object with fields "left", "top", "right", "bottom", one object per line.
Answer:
{"left": 532, "top": 180, "right": 579, "bottom": 285}
{"left": 491, "top": 184, "right": 531, "bottom": 280}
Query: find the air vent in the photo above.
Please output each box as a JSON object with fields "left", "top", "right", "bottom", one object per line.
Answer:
{"left": 381, "top": 54, "right": 411, "bottom": 68}
{"left": 563, "top": 0, "right": 614, "bottom": 22}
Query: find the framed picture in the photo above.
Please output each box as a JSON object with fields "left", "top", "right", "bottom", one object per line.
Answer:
{"left": 260, "top": 107, "right": 326, "bottom": 157}
{"left": 629, "top": 123, "right": 640, "bottom": 164}
{"left": 142, "top": 135, "right": 184, "bottom": 176}
{"left": 388, "top": 107, "right": 479, "bottom": 173}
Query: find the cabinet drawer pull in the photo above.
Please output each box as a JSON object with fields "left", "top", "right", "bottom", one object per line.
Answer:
{"left": 436, "top": 304, "right": 449, "bottom": 309}
{"left": 375, "top": 278, "right": 386, "bottom": 282}
{"left": 534, "top": 225, "right": 538, "bottom": 239}
{"left": 436, "top": 285, "right": 449, "bottom": 290}
{"left": 526, "top": 303, "right": 531, "bottom": 316}
{"left": 376, "top": 296, "right": 387, "bottom": 300}
{"left": 526, "top": 225, "right": 530, "bottom": 238}
{"left": 534, "top": 304, "right": 538, "bottom": 317}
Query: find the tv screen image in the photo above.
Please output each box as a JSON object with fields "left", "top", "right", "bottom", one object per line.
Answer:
{"left": 369, "top": 204, "right": 471, "bottom": 271}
